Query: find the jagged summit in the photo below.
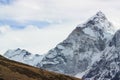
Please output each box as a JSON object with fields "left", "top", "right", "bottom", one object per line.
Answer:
{"left": 78, "top": 11, "right": 107, "bottom": 27}
{"left": 75, "top": 11, "right": 114, "bottom": 40}
{"left": 96, "top": 11, "right": 105, "bottom": 17}
{"left": 91, "top": 11, "right": 106, "bottom": 21}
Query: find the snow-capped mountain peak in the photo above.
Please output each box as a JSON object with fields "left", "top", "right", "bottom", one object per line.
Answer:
{"left": 4, "top": 48, "right": 44, "bottom": 66}
{"left": 4, "top": 48, "right": 31, "bottom": 58}
{"left": 38, "top": 12, "right": 115, "bottom": 75}
{"left": 77, "top": 11, "right": 114, "bottom": 39}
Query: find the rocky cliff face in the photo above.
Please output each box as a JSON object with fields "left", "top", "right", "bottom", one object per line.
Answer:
{"left": 38, "top": 11, "right": 114, "bottom": 76}
{"left": 83, "top": 30, "right": 120, "bottom": 80}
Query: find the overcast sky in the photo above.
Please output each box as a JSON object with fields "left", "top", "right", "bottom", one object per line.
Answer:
{"left": 0, "top": 0, "right": 120, "bottom": 55}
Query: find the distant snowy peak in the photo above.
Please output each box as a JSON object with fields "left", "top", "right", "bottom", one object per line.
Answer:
{"left": 4, "top": 48, "right": 43, "bottom": 66}
{"left": 4, "top": 48, "right": 31, "bottom": 58}
{"left": 77, "top": 11, "right": 114, "bottom": 39}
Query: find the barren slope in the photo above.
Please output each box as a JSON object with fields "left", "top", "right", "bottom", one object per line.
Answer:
{"left": 0, "top": 55, "right": 81, "bottom": 80}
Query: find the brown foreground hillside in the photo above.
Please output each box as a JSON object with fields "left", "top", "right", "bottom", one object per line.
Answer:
{"left": 0, "top": 55, "right": 81, "bottom": 80}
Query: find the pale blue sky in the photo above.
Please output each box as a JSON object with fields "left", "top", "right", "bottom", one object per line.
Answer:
{"left": 0, "top": 0, "right": 14, "bottom": 5}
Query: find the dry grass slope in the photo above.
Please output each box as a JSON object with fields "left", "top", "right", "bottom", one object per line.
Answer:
{"left": 0, "top": 55, "right": 81, "bottom": 80}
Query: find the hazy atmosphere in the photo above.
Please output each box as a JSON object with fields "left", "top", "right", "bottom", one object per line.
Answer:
{"left": 0, "top": 0, "right": 120, "bottom": 54}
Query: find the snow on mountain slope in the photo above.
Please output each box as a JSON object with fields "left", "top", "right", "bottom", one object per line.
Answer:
{"left": 4, "top": 48, "right": 43, "bottom": 66}
{"left": 79, "top": 11, "right": 114, "bottom": 39}
{"left": 38, "top": 11, "right": 115, "bottom": 76}
{"left": 83, "top": 30, "right": 120, "bottom": 80}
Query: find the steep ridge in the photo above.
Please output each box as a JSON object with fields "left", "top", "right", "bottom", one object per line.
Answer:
{"left": 39, "top": 11, "right": 114, "bottom": 76}
{"left": 0, "top": 55, "right": 81, "bottom": 80}
{"left": 83, "top": 30, "right": 120, "bottom": 80}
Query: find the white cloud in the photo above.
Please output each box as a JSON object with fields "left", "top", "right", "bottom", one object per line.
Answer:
{"left": 0, "top": 0, "right": 120, "bottom": 25}
{"left": 0, "top": 0, "right": 120, "bottom": 55}
{"left": 0, "top": 22, "right": 77, "bottom": 55}
{"left": 0, "top": 25, "right": 12, "bottom": 33}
